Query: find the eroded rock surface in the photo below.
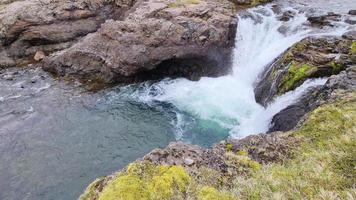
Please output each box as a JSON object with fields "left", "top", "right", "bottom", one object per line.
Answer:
{"left": 0, "top": 0, "right": 133, "bottom": 68}
{"left": 41, "top": 0, "right": 238, "bottom": 85}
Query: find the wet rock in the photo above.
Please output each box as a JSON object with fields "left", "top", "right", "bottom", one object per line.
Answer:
{"left": 271, "top": 4, "right": 282, "bottom": 15}
{"left": 184, "top": 157, "right": 195, "bottom": 166}
{"left": 3, "top": 74, "right": 14, "bottom": 80}
{"left": 255, "top": 35, "right": 355, "bottom": 106}
{"left": 307, "top": 16, "right": 330, "bottom": 27}
{"left": 307, "top": 12, "right": 341, "bottom": 28}
{"left": 278, "top": 10, "right": 295, "bottom": 21}
{"left": 42, "top": 0, "right": 237, "bottom": 85}
{"left": 342, "top": 30, "right": 356, "bottom": 40}
{"left": 349, "top": 10, "right": 356, "bottom": 15}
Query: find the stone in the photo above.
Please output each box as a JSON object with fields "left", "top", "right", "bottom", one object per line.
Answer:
{"left": 3, "top": 74, "right": 14, "bottom": 80}
{"left": 34, "top": 51, "right": 46, "bottom": 61}
{"left": 349, "top": 10, "right": 356, "bottom": 15}
{"left": 278, "top": 10, "right": 295, "bottom": 21}
{"left": 184, "top": 157, "right": 195, "bottom": 166}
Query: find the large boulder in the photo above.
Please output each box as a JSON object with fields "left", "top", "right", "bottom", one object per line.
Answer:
{"left": 0, "top": 0, "right": 133, "bottom": 68}
{"left": 41, "top": 0, "right": 238, "bottom": 85}
{"left": 255, "top": 34, "right": 355, "bottom": 106}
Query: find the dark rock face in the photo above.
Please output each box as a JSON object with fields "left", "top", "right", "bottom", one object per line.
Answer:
{"left": 349, "top": 10, "right": 356, "bottom": 15}
{"left": 255, "top": 35, "right": 355, "bottom": 106}
{"left": 0, "top": 0, "right": 131, "bottom": 68}
{"left": 269, "top": 66, "right": 356, "bottom": 132}
{"left": 307, "top": 12, "right": 341, "bottom": 28}
{"left": 40, "top": 0, "right": 237, "bottom": 85}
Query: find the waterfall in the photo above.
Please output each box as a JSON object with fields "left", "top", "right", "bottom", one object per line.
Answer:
{"left": 118, "top": 4, "right": 349, "bottom": 140}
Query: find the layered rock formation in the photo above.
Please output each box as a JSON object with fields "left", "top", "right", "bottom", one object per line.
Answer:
{"left": 0, "top": 0, "right": 133, "bottom": 68}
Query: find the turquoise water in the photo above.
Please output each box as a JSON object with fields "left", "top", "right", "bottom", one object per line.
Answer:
{"left": 0, "top": 68, "right": 227, "bottom": 200}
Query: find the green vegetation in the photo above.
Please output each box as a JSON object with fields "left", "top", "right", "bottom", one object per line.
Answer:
{"left": 251, "top": 0, "right": 272, "bottom": 6}
{"left": 330, "top": 61, "right": 343, "bottom": 74}
{"left": 168, "top": 0, "right": 200, "bottom": 8}
{"left": 279, "top": 63, "right": 316, "bottom": 94}
{"left": 197, "top": 186, "right": 235, "bottom": 200}
{"left": 231, "top": 97, "right": 356, "bottom": 199}
{"left": 97, "top": 162, "right": 191, "bottom": 200}
{"left": 225, "top": 143, "right": 233, "bottom": 151}
{"left": 351, "top": 41, "right": 356, "bottom": 55}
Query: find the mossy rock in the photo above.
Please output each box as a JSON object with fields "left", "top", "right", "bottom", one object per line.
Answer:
{"left": 96, "top": 162, "right": 191, "bottom": 200}
{"left": 278, "top": 63, "right": 317, "bottom": 94}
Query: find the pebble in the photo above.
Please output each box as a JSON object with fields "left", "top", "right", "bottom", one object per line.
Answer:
{"left": 184, "top": 157, "right": 195, "bottom": 166}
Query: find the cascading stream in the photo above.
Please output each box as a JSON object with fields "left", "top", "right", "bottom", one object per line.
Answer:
{"left": 120, "top": 4, "right": 350, "bottom": 140}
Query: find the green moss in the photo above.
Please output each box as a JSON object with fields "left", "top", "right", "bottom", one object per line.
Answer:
{"left": 330, "top": 61, "right": 343, "bottom": 74}
{"left": 225, "top": 143, "right": 233, "bottom": 151}
{"left": 225, "top": 152, "right": 261, "bottom": 173}
{"left": 97, "top": 162, "right": 191, "bottom": 200}
{"left": 251, "top": 0, "right": 271, "bottom": 6}
{"left": 232, "top": 96, "right": 356, "bottom": 199}
{"left": 198, "top": 186, "right": 235, "bottom": 200}
{"left": 168, "top": 0, "right": 200, "bottom": 7}
{"left": 351, "top": 41, "right": 356, "bottom": 55}
{"left": 149, "top": 165, "right": 191, "bottom": 199}
{"left": 236, "top": 150, "right": 248, "bottom": 156}
{"left": 279, "top": 63, "right": 316, "bottom": 94}
{"left": 99, "top": 175, "right": 149, "bottom": 200}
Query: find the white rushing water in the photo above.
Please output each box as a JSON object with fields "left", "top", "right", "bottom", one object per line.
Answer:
{"left": 120, "top": 4, "right": 350, "bottom": 139}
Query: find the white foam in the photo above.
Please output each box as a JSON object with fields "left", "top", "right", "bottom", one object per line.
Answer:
{"left": 120, "top": 4, "right": 349, "bottom": 139}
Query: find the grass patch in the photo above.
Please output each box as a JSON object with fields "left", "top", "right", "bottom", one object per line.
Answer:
{"left": 231, "top": 96, "right": 356, "bottom": 199}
